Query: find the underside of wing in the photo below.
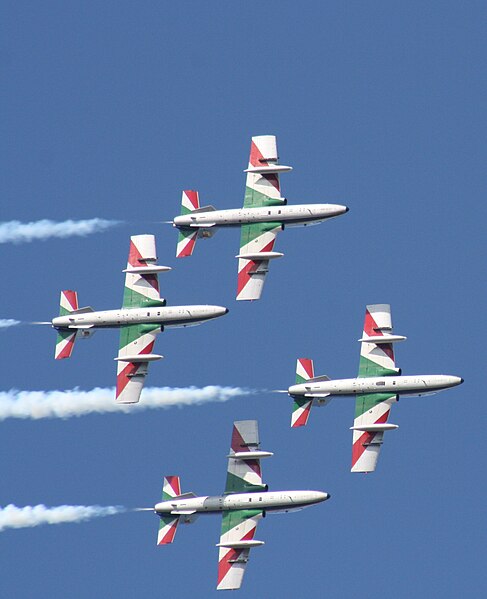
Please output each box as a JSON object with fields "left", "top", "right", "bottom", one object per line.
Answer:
{"left": 225, "top": 421, "right": 270, "bottom": 494}
{"left": 236, "top": 222, "right": 282, "bottom": 301}
{"left": 351, "top": 393, "right": 398, "bottom": 473}
{"left": 243, "top": 135, "right": 290, "bottom": 208}
{"left": 122, "top": 235, "right": 169, "bottom": 309}
{"left": 217, "top": 510, "right": 264, "bottom": 591}
{"left": 115, "top": 324, "right": 162, "bottom": 403}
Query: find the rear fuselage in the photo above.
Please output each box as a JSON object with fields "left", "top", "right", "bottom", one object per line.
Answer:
{"left": 173, "top": 204, "right": 348, "bottom": 229}
{"left": 288, "top": 374, "right": 463, "bottom": 398}
{"left": 155, "top": 490, "right": 329, "bottom": 516}
{"left": 52, "top": 305, "right": 228, "bottom": 330}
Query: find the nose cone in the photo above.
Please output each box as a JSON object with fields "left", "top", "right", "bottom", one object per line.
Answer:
{"left": 330, "top": 204, "right": 349, "bottom": 216}
{"left": 313, "top": 491, "right": 331, "bottom": 503}
{"left": 452, "top": 376, "right": 464, "bottom": 386}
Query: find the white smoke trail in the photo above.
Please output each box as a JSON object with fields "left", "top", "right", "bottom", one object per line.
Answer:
{"left": 0, "top": 218, "right": 119, "bottom": 244}
{"left": 0, "top": 319, "right": 20, "bottom": 329}
{"left": 0, "top": 504, "right": 124, "bottom": 532}
{"left": 0, "top": 386, "right": 251, "bottom": 421}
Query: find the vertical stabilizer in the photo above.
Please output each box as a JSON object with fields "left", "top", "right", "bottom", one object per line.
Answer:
{"left": 291, "top": 358, "right": 315, "bottom": 428}
{"left": 157, "top": 476, "right": 182, "bottom": 545}
{"left": 54, "top": 290, "right": 79, "bottom": 359}
{"left": 176, "top": 190, "right": 200, "bottom": 257}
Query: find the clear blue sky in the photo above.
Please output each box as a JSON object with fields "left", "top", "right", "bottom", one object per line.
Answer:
{"left": 1, "top": 2, "right": 485, "bottom": 597}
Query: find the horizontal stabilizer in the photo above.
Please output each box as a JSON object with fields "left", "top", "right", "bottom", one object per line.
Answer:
{"left": 358, "top": 334, "right": 406, "bottom": 344}
{"left": 70, "top": 306, "right": 95, "bottom": 315}
{"left": 244, "top": 165, "right": 292, "bottom": 174}
{"left": 170, "top": 509, "right": 197, "bottom": 516}
{"left": 306, "top": 374, "right": 331, "bottom": 383}
{"left": 350, "top": 423, "right": 398, "bottom": 432}
{"left": 235, "top": 251, "right": 284, "bottom": 261}
{"left": 172, "top": 492, "right": 196, "bottom": 500}
{"left": 114, "top": 353, "right": 163, "bottom": 363}
{"left": 216, "top": 540, "right": 265, "bottom": 549}
{"left": 191, "top": 205, "right": 216, "bottom": 213}
{"left": 228, "top": 451, "right": 274, "bottom": 460}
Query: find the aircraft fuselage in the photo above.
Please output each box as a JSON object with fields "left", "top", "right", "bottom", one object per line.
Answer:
{"left": 173, "top": 203, "right": 348, "bottom": 229}
{"left": 288, "top": 374, "right": 463, "bottom": 398}
{"left": 155, "top": 490, "right": 329, "bottom": 516}
{"left": 52, "top": 305, "right": 228, "bottom": 330}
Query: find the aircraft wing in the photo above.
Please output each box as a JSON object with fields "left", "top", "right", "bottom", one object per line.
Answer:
{"left": 116, "top": 235, "right": 166, "bottom": 403}
{"left": 351, "top": 392, "right": 398, "bottom": 472}
{"left": 352, "top": 304, "right": 405, "bottom": 472}
{"left": 236, "top": 222, "right": 282, "bottom": 301}
{"left": 236, "top": 135, "right": 290, "bottom": 301}
{"left": 115, "top": 324, "right": 162, "bottom": 404}
{"left": 216, "top": 509, "right": 264, "bottom": 590}
{"left": 216, "top": 421, "right": 269, "bottom": 590}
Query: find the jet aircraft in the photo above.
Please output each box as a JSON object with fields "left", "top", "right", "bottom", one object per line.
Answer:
{"left": 172, "top": 135, "right": 349, "bottom": 300}
{"left": 153, "top": 420, "right": 329, "bottom": 590}
{"left": 288, "top": 304, "right": 463, "bottom": 472}
{"left": 51, "top": 234, "right": 228, "bottom": 403}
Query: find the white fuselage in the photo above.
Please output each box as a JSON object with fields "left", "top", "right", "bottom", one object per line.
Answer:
{"left": 155, "top": 490, "right": 329, "bottom": 516}
{"left": 173, "top": 204, "right": 348, "bottom": 229}
{"left": 52, "top": 305, "right": 228, "bottom": 330}
{"left": 288, "top": 374, "right": 463, "bottom": 398}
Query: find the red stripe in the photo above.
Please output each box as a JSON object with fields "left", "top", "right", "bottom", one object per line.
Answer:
{"left": 166, "top": 476, "right": 181, "bottom": 496}
{"left": 62, "top": 290, "right": 78, "bottom": 311}
{"left": 299, "top": 358, "right": 314, "bottom": 380}
{"left": 178, "top": 232, "right": 197, "bottom": 257}
{"left": 249, "top": 140, "right": 267, "bottom": 167}
{"left": 292, "top": 401, "right": 312, "bottom": 427}
{"left": 263, "top": 173, "right": 280, "bottom": 191}
{"left": 158, "top": 518, "right": 178, "bottom": 545}
{"left": 217, "top": 527, "right": 256, "bottom": 585}
{"left": 183, "top": 190, "right": 200, "bottom": 210}
{"left": 56, "top": 334, "right": 76, "bottom": 359}
{"left": 116, "top": 341, "right": 154, "bottom": 397}
{"left": 363, "top": 309, "right": 382, "bottom": 337}
{"left": 351, "top": 410, "right": 390, "bottom": 467}
{"left": 237, "top": 239, "right": 276, "bottom": 296}
{"left": 128, "top": 239, "right": 145, "bottom": 268}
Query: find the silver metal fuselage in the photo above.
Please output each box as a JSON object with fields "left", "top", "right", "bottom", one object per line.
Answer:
{"left": 52, "top": 305, "right": 228, "bottom": 330}
{"left": 173, "top": 204, "right": 348, "bottom": 229}
{"left": 155, "top": 490, "right": 329, "bottom": 516}
{"left": 288, "top": 374, "right": 463, "bottom": 398}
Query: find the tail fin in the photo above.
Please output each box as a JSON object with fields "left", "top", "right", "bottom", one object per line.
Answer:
{"left": 54, "top": 291, "right": 79, "bottom": 359}
{"left": 59, "top": 290, "right": 78, "bottom": 316}
{"left": 157, "top": 476, "right": 181, "bottom": 545}
{"left": 176, "top": 191, "right": 200, "bottom": 258}
{"left": 291, "top": 358, "right": 315, "bottom": 428}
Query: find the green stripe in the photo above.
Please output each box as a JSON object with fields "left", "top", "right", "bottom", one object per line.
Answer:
{"left": 239, "top": 222, "right": 281, "bottom": 248}
{"left": 122, "top": 287, "right": 166, "bottom": 309}
{"left": 354, "top": 392, "right": 396, "bottom": 418}
{"left": 292, "top": 397, "right": 309, "bottom": 413}
{"left": 118, "top": 323, "right": 160, "bottom": 350}
{"left": 220, "top": 509, "right": 262, "bottom": 536}
{"left": 224, "top": 471, "right": 266, "bottom": 495}
{"left": 243, "top": 186, "right": 285, "bottom": 208}
{"left": 358, "top": 355, "right": 397, "bottom": 378}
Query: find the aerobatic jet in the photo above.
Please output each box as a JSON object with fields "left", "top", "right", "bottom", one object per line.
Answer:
{"left": 288, "top": 304, "right": 463, "bottom": 473}
{"left": 51, "top": 234, "right": 228, "bottom": 403}
{"left": 172, "top": 135, "right": 349, "bottom": 300}
{"left": 152, "top": 420, "right": 329, "bottom": 590}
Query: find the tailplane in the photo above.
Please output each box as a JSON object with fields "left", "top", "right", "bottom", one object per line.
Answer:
{"left": 176, "top": 190, "right": 217, "bottom": 257}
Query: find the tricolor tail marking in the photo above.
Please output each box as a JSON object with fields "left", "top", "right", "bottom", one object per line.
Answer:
{"left": 291, "top": 358, "right": 314, "bottom": 428}
{"left": 157, "top": 476, "right": 182, "bottom": 545}
{"left": 55, "top": 290, "right": 79, "bottom": 359}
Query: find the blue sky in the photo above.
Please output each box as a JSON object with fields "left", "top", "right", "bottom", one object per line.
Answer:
{"left": 1, "top": 1, "right": 485, "bottom": 597}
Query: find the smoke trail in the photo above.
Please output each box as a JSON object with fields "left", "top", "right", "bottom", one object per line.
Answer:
{"left": 0, "top": 218, "right": 119, "bottom": 244}
{"left": 0, "top": 386, "right": 251, "bottom": 421}
{"left": 0, "top": 319, "right": 20, "bottom": 329}
{"left": 0, "top": 504, "right": 124, "bottom": 532}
